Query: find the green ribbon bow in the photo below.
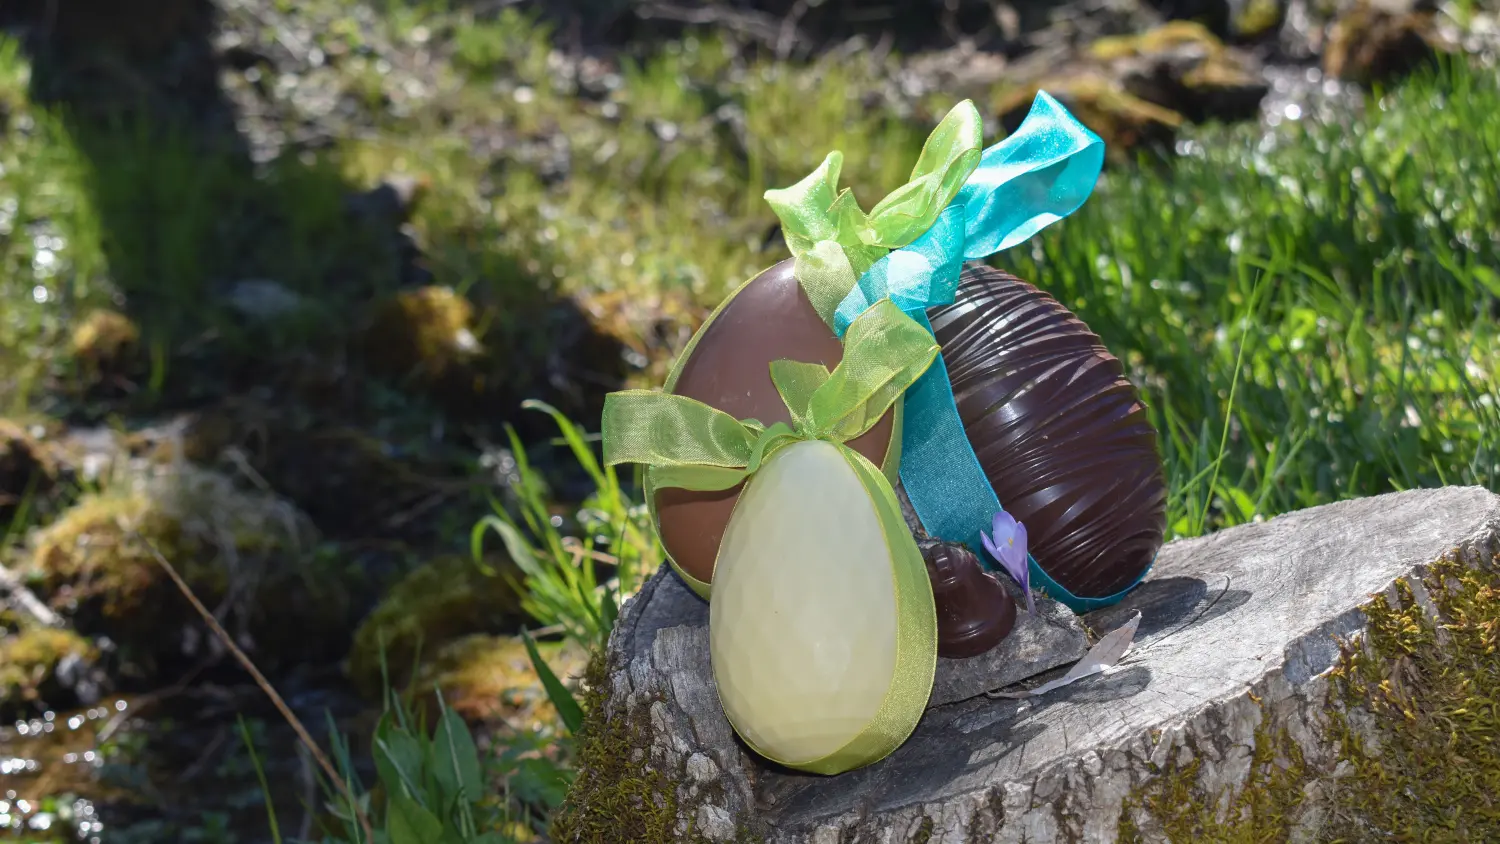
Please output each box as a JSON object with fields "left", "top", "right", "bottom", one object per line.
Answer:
{"left": 762, "top": 102, "right": 984, "bottom": 322}
{"left": 601, "top": 299, "right": 940, "bottom": 488}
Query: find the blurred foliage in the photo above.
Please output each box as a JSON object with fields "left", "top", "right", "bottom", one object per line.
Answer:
{"left": 0, "top": 2, "right": 1497, "bottom": 841}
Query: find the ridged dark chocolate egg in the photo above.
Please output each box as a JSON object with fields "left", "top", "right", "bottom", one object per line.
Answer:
{"left": 929, "top": 265, "right": 1167, "bottom": 599}
{"left": 653, "top": 258, "right": 899, "bottom": 594}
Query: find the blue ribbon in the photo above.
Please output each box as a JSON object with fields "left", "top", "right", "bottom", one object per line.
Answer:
{"left": 833, "top": 92, "right": 1148, "bottom": 614}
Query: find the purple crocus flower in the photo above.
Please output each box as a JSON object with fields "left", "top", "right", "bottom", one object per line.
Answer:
{"left": 981, "top": 510, "right": 1034, "bottom": 616}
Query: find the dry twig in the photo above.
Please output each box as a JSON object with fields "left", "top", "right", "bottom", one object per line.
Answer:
{"left": 635, "top": 1, "right": 801, "bottom": 51}
{"left": 0, "top": 563, "right": 63, "bottom": 628}
{"left": 136, "top": 531, "right": 376, "bottom": 843}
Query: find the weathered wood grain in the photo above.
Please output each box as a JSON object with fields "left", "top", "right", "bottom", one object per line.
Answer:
{"left": 579, "top": 486, "right": 1500, "bottom": 843}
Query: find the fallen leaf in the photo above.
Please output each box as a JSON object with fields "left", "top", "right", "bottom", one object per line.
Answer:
{"left": 987, "top": 610, "right": 1141, "bottom": 699}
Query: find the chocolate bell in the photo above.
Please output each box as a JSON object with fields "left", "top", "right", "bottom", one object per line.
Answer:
{"left": 921, "top": 540, "right": 1016, "bottom": 659}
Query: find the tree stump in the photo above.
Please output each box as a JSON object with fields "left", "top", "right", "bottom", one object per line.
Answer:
{"left": 557, "top": 486, "right": 1500, "bottom": 843}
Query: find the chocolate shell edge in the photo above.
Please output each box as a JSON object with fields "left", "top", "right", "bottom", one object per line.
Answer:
{"left": 650, "top": 259, "right": 900, "bottom": 591}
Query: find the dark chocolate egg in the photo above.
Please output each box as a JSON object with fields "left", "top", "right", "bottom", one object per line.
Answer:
{"left": 653, "top": 258, "right": 900, "bottom": 594}
{"left": 930, "top": 265, "right": 1167, "bottom": 599}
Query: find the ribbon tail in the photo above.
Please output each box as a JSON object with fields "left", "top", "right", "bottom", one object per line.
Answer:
{"left": 953, "top": 90, "right": 1105, "bottom": 260}
{"left": 600, "top": 390, "right": 760, "bottom": 480}
{"left": 894, "top": 310, "right": 1005, "bottom": 560}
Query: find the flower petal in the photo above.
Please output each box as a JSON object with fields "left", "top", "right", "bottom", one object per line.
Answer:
{"left": 992, "top": 509, "right": 1017, "bottom": 539}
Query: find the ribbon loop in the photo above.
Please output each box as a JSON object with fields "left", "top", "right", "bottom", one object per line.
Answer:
{"left": 807, "top": 299, "right": 938, "bottom": 441}
{"left": 763, "top": 154, "right": 887, "bottom": 283}
{"left": 953, "top": 91, "right": 1106, "bottom": 259}
{"left": 602, "top": 299, "right": 939, "bottom": 493}
{"left": 763, "top": 100, "right": 991, "bottom": 320}
{"left": 762, "top": 152, "right": 845, "bottom": 258}
{"left": 833, "top": 204, "right": 969, "bottom": 336}
{"left": 864, "top": 101, "right": 984, "bottom": 249}
{"left": 810, "top": 91, "right": 1122, "bottom": 612}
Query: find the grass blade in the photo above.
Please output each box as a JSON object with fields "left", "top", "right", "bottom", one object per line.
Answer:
{"left": 521, "top": 627, "right": 585, "bottom": 735}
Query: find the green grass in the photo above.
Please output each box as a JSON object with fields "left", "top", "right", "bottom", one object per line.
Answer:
{"left": 1, "top": 3, "right": 1498, "bottom": 838}
{"left": 1002, "top": 60, "right": 1500, "bottom": 537}
{"left": 444, "top": 27, "right": 1500, "bottom": 539}
{"left": 471, "top": 399, "right": 660, "bottom": 653}
{"left": 336, "top": 11, "right": 1500, "bottom": 543}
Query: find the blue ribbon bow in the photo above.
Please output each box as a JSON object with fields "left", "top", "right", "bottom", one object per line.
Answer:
{"left": 832, "top": 91, "right": 1150, "bottom": 613}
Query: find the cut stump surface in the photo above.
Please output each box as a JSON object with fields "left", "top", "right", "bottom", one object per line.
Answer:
{"left": 567, "top": 486, "right": 1500, "bottom": 843}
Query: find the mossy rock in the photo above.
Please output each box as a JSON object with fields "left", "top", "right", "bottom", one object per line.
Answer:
{"left": 0, "top": 626, "right": 101, "bottom": 715}
{"left": 1088, "top": 22, "right": 1270, "bottom": 125}
{"left": 347, "top": 554, "right": 528, "bottom": 697}
{"left": 559, "top": 487, "right": 1500, "bottom": 840}
{"left": 550, "top": 652, "right": 693, "bottom": 844}
{"left": 1121, "top": 552, "right": 1500, "bottom": 841}
{"left": 407, "top": 633, "right": 590, "bottom": 732}
{"left": 995, "top": 76, "right": 1184, "bottom": 161}
{"left": 361, "top": 285, "right": 484, "bottom": 388}
{"left": 1323, "top": 2, "right": 1446, "bottom": 87}
{"left": 0, "top": 419, "right": 61, "bottom": 514}
{"left": 26, "top": 464, "right": 348, "bottom": 680}
{"left": 359, "top": 284, "right": 629, "bottom": 427}
{"left": 69, "top": 309, "right": 143, "bottom": 387}
{"left": 576, "top": 287, "right": 702, "bottom": 389}
{"left": 1089, "top": 20, "right": 1227, "bottom": 62}
{"left": 1232, "top": 0, "right": 1285, "bottom": 40}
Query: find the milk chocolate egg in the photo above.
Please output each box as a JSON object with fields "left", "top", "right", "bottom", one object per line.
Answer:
{"left": 931, "top": 265, "right": 1167, "bottom": 599}
{"left": 652, "top": 258, "right": 902, "bottom": 596}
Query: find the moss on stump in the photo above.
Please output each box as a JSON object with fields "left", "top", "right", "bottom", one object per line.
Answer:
{"left": 1119, "top": 551, "right": 1500, "bottom": 841}
{"left": 549, "top": 652, "right": 687, "bottom": 844}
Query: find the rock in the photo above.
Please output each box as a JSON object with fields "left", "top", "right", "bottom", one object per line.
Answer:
{"left": 1231, "top": 0, "right": 1287, "bottom": 39}
{"left": 362, "top": 285, "right": 484, "bottom": 383}
{"left": 227, "top": 279, "right": 306, "bottom": 320}
{"left": 1091, "top": 22, "right": 1271, "bottom": 124}
{"left": 346, "top": 554, "right": 528, "bottom": 697}
{"left": 25, "top": 461, "right": 349, "bottom": 681}
{"left": 1323, "top": 0, "right": 1447, "bottom": 86}
{"left": 0, "top": 626, "right": 104, "bottom": 716}
{"left": 358, "top": 285, "right": 537, "bottom": 417}
{"left": 996, "top": 75, "right": 1185, "bottom": 160}
{"left": 577, "top": 287, "right": 700, "bottom": 387}
{"left": 998, "top": 22, "right": 1270, "bottom": 157}
{"left": 1142, "top": 0, "right": 1288, "bottom": 40}
{"left": 555, "top": 486, "right": 1500, "bottom": 842}
{"left": 407, "top": 633, "right": 591, "bottom": 732}
{"left": 930, "top": 596, "right": 1089, "bottom": 707}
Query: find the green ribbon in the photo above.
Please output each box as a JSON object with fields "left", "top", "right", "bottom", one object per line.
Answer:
{"left": 601, "top": 299, "right": 940, "bottom": 488}
{"left": 762, "top": 101, "right": 984, "bottom": 320}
